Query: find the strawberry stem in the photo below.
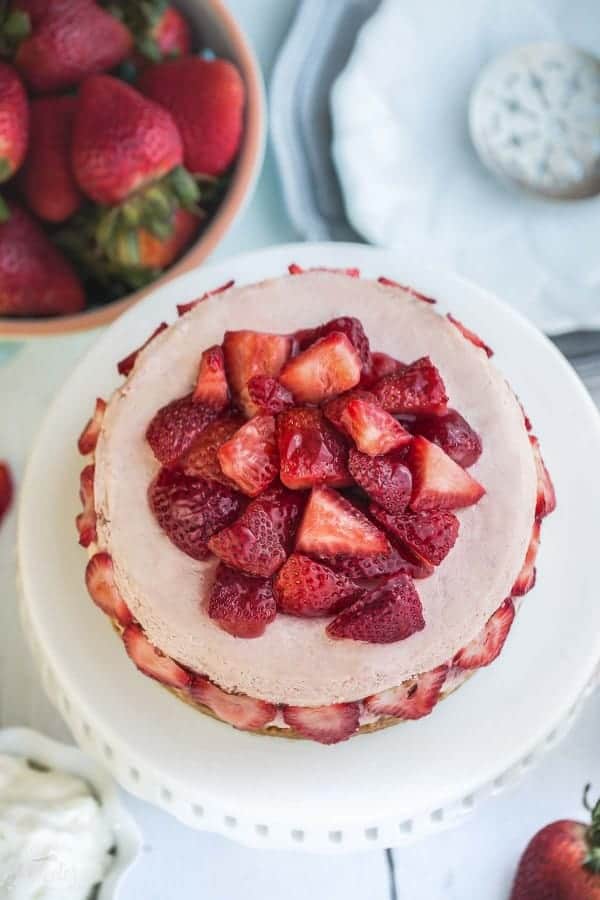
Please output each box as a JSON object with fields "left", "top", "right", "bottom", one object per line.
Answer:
{"left": 583, "top": 784, "right": 600, "bottom": 873}
{"left": 0, "top": 194, "right": 9, "bottom": 224}
{"left": 0, "top": 7, "right": 30, "bottom": 56}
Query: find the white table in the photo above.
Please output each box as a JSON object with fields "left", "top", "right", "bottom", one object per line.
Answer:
{"left": 2, "top": 2, "right": 600, "bottom": 897}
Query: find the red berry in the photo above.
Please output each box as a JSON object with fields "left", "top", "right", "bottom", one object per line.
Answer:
{"left": 190, "top": 675, "right": 277, "bottom": 729}
{"left": 222, "top": 329, "right": 292, "bottom": 418}
{"left": 348, "top": 448, "right": 412, "bottom": 514}
{"left": 117, "top": 322, "right": 168, "bottom": 376}
{"left": 217, "top": 414, "right": 279, "bottom": 497}
{"left": 274, "top": 554, "right": 359, "bottom": 617}
{"left": 453, "top": 598, "right": 515, "bottom": 669}
{"left": 247, "top": 375, "right": 294, "bottom": 414}
{"left": 279, "top": 332, "right": 362, "bottom": 404}
{"left": 511, "top": 519, "right": 541, "bottom": 596}
{"left": 447, "top": 313, "right": 493, "bottom": 357}
{"left": 411, "top": 409, "right": 482, "bottom": 468}
{"left": 295, "top": 486, "right": 390, "bottom": 559}
{"left": 146, "top": 393, "right": 219, "bottom": 467}
{"left": 364, "top": 664, "right": 448, "bottom": 719}
{"left": 282, "top": 702, "right": 360, "bottom": 744}
{"left": 85, "top": 552, "right": 132, "bottom": 626}
{"left": 326, "top": 545, "right": 434, "bottom": 581}
{"left": 77, "top": 398, "right": 106, "bottom": 456}
{"left": 278, "top": 407, "right": 351, "bottom": 490}
{"left": 295, "top": 316, "right": 370, "bottom": 372}
{"left": 371, "top": 504, "right": 459, "bottom": 567}
{"left": 327, "top": 575, "right": 425, "bottom": 644}
{"left": 373, "top": 356, "right": 448, "bottom": 416}
{"left": 177, "top": 279, "right": 235, "bottom": 316}
{"left": 75, "top": 464, "right": 96, "bottom": 547}
{"left": 332, "top": 395, "right": 412, "bottom": 457}
{"left": 360, "top": 351, "right": 406, "bottom": 389}
{"left": 377, "top": 276, "right": 436, "bottom": 304}
{"left": 193, "top": 345, "right": 229, "bottom": 410}
{"left": 530, "top": 435, "right": 556, "bottom": 519}
{"left": 148, "top": 468, "right": 243, "bottom": 561}
{"left": 208, "top": 563, "right": 276, "bottom": 638}
{"left": 0, "top": 461, "right": 14, "bottom": 527}
{"left": 182, "top": 415, "right": 245, "bottom": 485}
{"left": 0, "top": 62, "right": 28, "bottom": 182}
{"left": 123, "top": 623, "right": 191, "bottom": 689}
{"left": 407, "top": 436, "right": 485, "bottom": 511}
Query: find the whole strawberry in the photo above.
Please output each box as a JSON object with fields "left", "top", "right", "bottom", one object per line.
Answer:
{"left": 72, "top": 74, "right": 183, "bottom": 205}
{"left": 138, "top": 56, "right": 245, "bottom": 176}
{"left": 11, "top": 0, "right": 132, "bottom": 93}
{"left": 0, "top": 203, "right": 85, "bottom": 316}
{"left": 0, "top": 62, "right": 28, "bottom": 186}
{"left": 511, "top": 786, "right": 600, "bottom": 899}
{"left": 21, "top": 96, "right": 82, "bottom": 223}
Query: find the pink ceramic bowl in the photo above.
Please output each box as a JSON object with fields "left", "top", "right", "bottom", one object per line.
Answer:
{"left": 0, "top": 0, "right": 266, "bottom": 339}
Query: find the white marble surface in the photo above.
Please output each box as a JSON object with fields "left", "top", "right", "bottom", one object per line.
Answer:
{"left": 2, "top": 1, "right": 600, "bottom": 898}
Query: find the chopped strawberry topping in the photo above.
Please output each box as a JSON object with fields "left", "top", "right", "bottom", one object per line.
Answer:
{"left": 76, "top": 464, "right": 96, "bottom": 547}
{"left": 247, "top": 375, "right": 294, "bottom": 414}
{"left": 0, "top": 461, "right": 14, "bottom": 527}
{"left": 288, "top": 264, "right": 360, "bottom": 278}
{"left": 453, "top": 598, "right": 515, "bottom": 669}
{"left": 326, "top": 545, "right": 434, "bottom": 581}
{"left": 117, "top": 322, "right": 168, "bottom": 376}
{"left": 85, "top": 552, "right": 132, "bottom": 626}
{"left": 335, "top": 396, "right": 412, "bottom": 457}
{"left": 323, "top": 389, "right": 377, "bottom": 430}
{"left": 217, "top": 414, "right": 279, "bottom": 497}
{"left": 176, "top": 279, "right": 235, "bottom": 316}
{"left": 447, "top": 314, "right": 493, "bottom": 358}
{"left": 122, "top": 623, "right": 191, "bottom": 689}
{"left": 223, "top": 330, "right": 292, "bottom": 417}
{"left": 295, "top": 486, "right": 390, "bottom": 559}
{"left": 193, "top": 345, "right": 229, "bottom": 410}
{"left": 410, "top": 409, "right": 482, "bottom": 469}
{"left": 279, "top": 332, "right": 362, "bottom": 403}
{"left": 182, "top": 415, "right": 245, "bottom": 484}
{"left": 78, "top": 398, "right": 107, "bottom": 455}
{"left": 407, "top": 436, "right": 485, "bottom": 511}
{"left": 348, "top": 449, "right": 412, "bottom": 514}
{"left": 274, "top": 554, "right": 359, "bottom": 617}
{"left": 146, "top": 393, "right": 219, "bottom": 467}
{"left": 364, "top": 664, "right": 448, "bottom": 719}
{"left": 282, "top": 702, "right": 360, "bottom": 744}
{"left": 278, "top": 407, "right": 351, "bottom": 490}
{"left": 377, "top": 276, "right": 436, "bottom": 304}
{"left": 360, "top": 351, "right": 406, "bottom": 389}
{"left": 209, "top": 486, "right": 304, "bottom": 577}
{"left": 149, "top": 468, "right": 243, "bottom": 561}
{"left": 190, "top": 675, "right": 277, "bottom": 729}
{"left": 208, "top": 563, "right": 277, "bottom": 638}
{"left": 529, "top": 435, "right": 556, "bottom": 519}
{"left": 511, "top": 519, "right": 541, "bottom": 596}
{"left": 371, "top": 505, "right": 459, "bottom": 566}
{"left": 373, "top": 357, "right": 448, "bottom": 415}
{"left": 294, "top": 316, "right": 370, "bottom": 372}
{"left": 327, "top": 575, "right": 425, "bottom": 643}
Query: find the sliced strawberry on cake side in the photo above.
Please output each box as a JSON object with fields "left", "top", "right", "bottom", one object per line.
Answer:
{"left": 530, "top": 435, "right": 556, "bottom": 519}
{"left": 177, "top": 279, "right": 235, "bottom": 316}
{"left": 278, "top": 407, "right": 352, "bottom": 490}
{"left": 190, "top": 676, "right": 277, "bottom": 729}
{"left": 348, "top": 449, "right": 412, "bottom": 514}
{"left": 123, "top": 623, "right": 191, "bottom": 689}
{"left": 407, "top": 436, "right": 485, "bottom": 511}
{"left": 117, "top": 322, "right": 168, "bottom": 376}
{"left": 447, "top": 314, "right": 493, "bottom": 358}
{"left": 146, "top": 393, "right": 220, "bottom": 467}
{"left": 372, "top": 356, "right": 448, "bottom": 415}
{"left": 511, "top": 519, "right": 541, "bottom": 597}
{"left": 76, "top": 464, "right": 97, "bottom": 548}
{"left": 223, "top": 330, "right": 292, "bottom": 417}
{"left": 85, "top": 552, "right": 132, "bottom": 626}
{"left": 274, "top": 554, "right": 360, "bottom": 617}
{"left": 217, "top": 414, "right": 279, "bottom": 497}
{"left": 279, "top": 332, "right": 362, "bottom": 403}
{"left": 193, "top": 345, "right": 229, "bottom": 409}
{"left": 209, "top": 486, "right": 304, "bottom": 577}
{"left": 295, "top": 486, "right": 390, "bottom": 559}
{"left": 182, "top": 415, "right": 245, "bottom": 484}
{"left": 208, "top": 564, "right": 277, "bottom": 638}
{"left": 370, "top": 505, "right": 460, "bottom": 567}
{"left": 78, "top": 398, "right": 107, "bottom": 455}
{"left": 148, "top": 468, "right": 243, "bottom": 560}
{"left": 453, "top": 598, "right": 515, "bottom": 669}
{"left": 328, "top": 395, "right": 412, "bottom": 457}
{"left": 364, "top": 664, "right": 448, "bottom": 720}
{"left": 327, "top": 575, "right": 425, "bottom": 644}
{"left": 411, "top": 410, "right": 482, "bottom": 468}
{"left": 377, "top": 277, "right": 436, "bottom": 304}
{"left": 282, "top": 702, "right": 360, "bottom": 745}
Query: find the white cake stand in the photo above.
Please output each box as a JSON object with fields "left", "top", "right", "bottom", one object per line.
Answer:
{"left": 18, "top": 243, "right": 600, "bottom": 852}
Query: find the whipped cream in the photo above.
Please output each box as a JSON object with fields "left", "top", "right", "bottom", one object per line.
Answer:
{"left": 0, "top": 754, "right": 113, "bottom": 900}
{"left": 95, "top": 272, "right": 537, "bottom": 706}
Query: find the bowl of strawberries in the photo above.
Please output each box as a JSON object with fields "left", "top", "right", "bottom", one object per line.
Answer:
{"left": 0, "top": 0, "right": 265, "bottom": 336}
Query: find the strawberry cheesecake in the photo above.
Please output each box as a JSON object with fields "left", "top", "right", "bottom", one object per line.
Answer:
{"left": 75, "top": 266, "right": 556, "bottom": 745}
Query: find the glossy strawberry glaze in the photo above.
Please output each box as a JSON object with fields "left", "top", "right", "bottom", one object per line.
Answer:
{"left": 92, "top": 272, "right": 537, "bottom": 709}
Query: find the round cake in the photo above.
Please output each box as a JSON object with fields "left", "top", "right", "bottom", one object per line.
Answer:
{"left": 75, "top": 266, "right": 556, "bottom": 744}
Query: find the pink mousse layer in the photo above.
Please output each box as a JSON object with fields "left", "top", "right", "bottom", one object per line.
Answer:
{"left": 94, "top": 272, "right": 536, "bottom": 706}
